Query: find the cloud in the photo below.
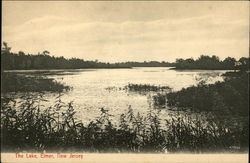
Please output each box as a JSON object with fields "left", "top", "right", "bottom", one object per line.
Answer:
{"left": 2, "top": 13, "right": 249, "bottom": 62}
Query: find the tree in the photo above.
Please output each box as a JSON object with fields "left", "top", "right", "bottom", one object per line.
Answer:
{"left": 237, "top": 57, "right": 249, "bottom": 71}
{"left": 223, "top": 57, "right": 236, "bottom": 69}
{"left": 42, "top": 50, "right": 50, "bottom": 56}
{"left": 1, "top": 42, "right": 11, "bottom": 53}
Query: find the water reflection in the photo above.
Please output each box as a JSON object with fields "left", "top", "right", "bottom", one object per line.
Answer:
{"left": 5, "top": 67, "right": 230, "bottom": 123}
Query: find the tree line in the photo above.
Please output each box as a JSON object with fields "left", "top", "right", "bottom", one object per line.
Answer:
{"left": 1, "top": 42, "right": 173, "bottom": 70}
{"left": 175, "top": 55, "right": 249, "bottom": 70}
{"left": 1, "top": 42, "right": 249, "bottom": 70}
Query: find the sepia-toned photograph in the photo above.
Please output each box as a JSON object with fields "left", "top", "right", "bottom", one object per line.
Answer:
{"left": 1, "top": 1, "right": 249, "bottom": 163}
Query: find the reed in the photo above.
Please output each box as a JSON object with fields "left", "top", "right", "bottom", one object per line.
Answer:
{"left": 125, "top": 84, "right": 171, "bottom": 93}
{"left": 1, "top": 94, "right": 248, "bottom": 153}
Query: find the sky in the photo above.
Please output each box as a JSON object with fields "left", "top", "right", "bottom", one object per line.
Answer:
{"left": 2, "top": 1, "right": 249, "bottom": 62}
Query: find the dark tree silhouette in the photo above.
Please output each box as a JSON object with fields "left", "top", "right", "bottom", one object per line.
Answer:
{"left": 1, "top": 42, "right": 174, "bottom": 70}
{"left": 175, "top": 55, "right": 248, "bottom": 70}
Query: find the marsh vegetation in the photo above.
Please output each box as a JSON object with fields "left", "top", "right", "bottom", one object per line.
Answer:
{"left": 153, "top": 72, "right": 248, "bottom": 116}
{"left": 1, "top": 93, "right": 248, "bottom": 153}
{"left": 125, "top": 84, "right": 171, "bottom": 92}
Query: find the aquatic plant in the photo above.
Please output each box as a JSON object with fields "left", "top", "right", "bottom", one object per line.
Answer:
{"left": 125, "top": 83, "right": 171, "bottom": 92}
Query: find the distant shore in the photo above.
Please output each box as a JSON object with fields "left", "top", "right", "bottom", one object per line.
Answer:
{"left": 169, "top": 67, "right": 236, "bottom": 70}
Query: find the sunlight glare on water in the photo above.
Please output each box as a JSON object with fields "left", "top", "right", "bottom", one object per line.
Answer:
{"left": 36, "top": 67, "right": 229, "bottom": 123}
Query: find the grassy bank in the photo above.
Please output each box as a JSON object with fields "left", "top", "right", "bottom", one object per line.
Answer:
{"left": 1, "top": 94, "right": 248, "bottom": 153}
{"left": 153, "top": 72, "right": 249, "bottom": 116}
{"left": 1, "top": 72, "right": 71, "bottom": 93}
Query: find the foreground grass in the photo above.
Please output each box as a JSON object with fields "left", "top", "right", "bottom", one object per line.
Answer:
{"left": 1, "top": 94, "right": 248, "bottom": 153}
{"left": 1, "top": 72, "right": 71, "bottom": 93}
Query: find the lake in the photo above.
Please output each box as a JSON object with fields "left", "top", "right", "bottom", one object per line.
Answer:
{"left": 6, "top": 67, "right": 230, "bottom": 124}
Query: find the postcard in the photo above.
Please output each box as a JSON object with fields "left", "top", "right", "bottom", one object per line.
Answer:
{"left": 1, "top": 1, "right": 249, "bottom": 163}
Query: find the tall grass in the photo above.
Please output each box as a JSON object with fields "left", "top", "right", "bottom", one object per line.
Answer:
{"left": 1, "top": 94, "right": 248, "bottom": 153}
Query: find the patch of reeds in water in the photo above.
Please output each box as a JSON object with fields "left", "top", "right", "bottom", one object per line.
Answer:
{"left": 125, "top": 83, "right": 171, "bottom": 93}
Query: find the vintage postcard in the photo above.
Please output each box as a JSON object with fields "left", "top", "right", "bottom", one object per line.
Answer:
{"left": 1, "top": 1, "right": 249, "bottom": 163}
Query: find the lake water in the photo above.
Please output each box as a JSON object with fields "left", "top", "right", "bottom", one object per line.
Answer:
{"left": 6, "top": 67, "right": 230, "bottom": 124}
